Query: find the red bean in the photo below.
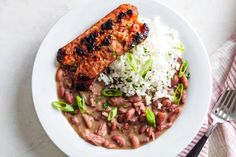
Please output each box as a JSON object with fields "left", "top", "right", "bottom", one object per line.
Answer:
{"left": 154, "top": 131, "right": 161, "bottom": 138}
{"left": 96, "top": 122, "right": 107, "bottom": 136}
{"left": 93, "top": 114, "right": 102, "bottom": 121}
{"left": 146, "top": 127, "right": 155, "bottom": 140}
{"left": 133, "top": 102, "right": 145, "bottom": 115}
{"left": 166, "top": 104, "right": 177, "bottom": 112}
{"left": 63, "top": 78, "right": 73, "bottom": 89}
{"left": 181, "top": 75, "right": 188, "bottom": 89}
{"left": 83, "top": 129, "right": 105, "bottom": 146}
{"left": 58, "top": 85, "right": 65, "bottom": 98}
{"left": 119, "top": 107, "right": 128, "bottom": 113}
{"left": 82, "top": 114, "right": 94, "bottom": 129}
{"left": 64, "top": 90, "right": 74, "bottom": 104}
{"left": 112, "top": 135, "right": 125, "bottom": 147}
{"left": 111, "top": 120, "right": 117, "bottom": 131}
{"left": 123, "top": 122, "right": 129, "bottom": 129}
{"left": 127, "top": 95, "right": 142, "bottom": 103}
{"left": 56, "top": 68, "right": 64, "bottom": 81}
{"left": 89, "top": 95, "right": 97, "bottom": 107}
{"left": 167, "top": 114, "right": 177, "bottom": 123}
{"left": 129, "top": 116, "right": 138, "bottom": 125}
{"left": 181, "top": 90, "right": 187, "bottom": 104}
{"left": 139, "top": 124, "right": 148, "bottom": 134}
{"left": 103, "top": 140, "right": 115, "bottom": 149}
{"left": 152, "top": 100, "right": 158, "bottom": 107}
{"left": 140, "top": 137, "right": 150, "bottom": 144}
{"left": 171, "top": 74, "right": 179, "bottom": 87}
{"left": 161, "top": 99, "right": 172, "bottom": 107}
{"left": 157, "top": 124, "right": 164, "bottom": 131}
{"left": 129, "top": 135, "right": 140, "bottom": 148}
{"left": 126, "top": 108, "right": 135, "bottom": 120}
{"left": 109, "top": 97, "right": 126, "bottom": 106}
{"left": 70, "top": 116, "right": 79, "bottom": 125}
{"left": 167, "top": 107, "right": 182, "bottom": 123}
{"left": 139, "top": 113, "right": 146, "bottom": 122}
{"left": 157, "top": 123, "right": 171, "bottom": 131}
{"left": 101, "top": 111, "right": 108, "bottom": 117}
{"left": 103, "top": 140, "right": 110, "bottom": 148}
{"left": 156, "top": 112, "right": 166, "bottom": 124}
{"left": 63, "top": 112, "right": 71, "bottom": 117}
{"left": 167, "top": 123, "right": 172, "bottom": 127}
{"left": 174, "top": 107, "right": 182, "bottom": 114}
{"left": 117, "top": 115, "right": 124, "bottom": 123}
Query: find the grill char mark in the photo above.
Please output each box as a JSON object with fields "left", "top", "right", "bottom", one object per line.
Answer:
{"left": 57, "top": 4, "right": 149, "bottom": 91}
{"left": 118, "top": 12, "right": 126, "bottom": 20}
{"left": 81, "top": 31, "right": 98, "bottom": 52}
{"left": 101, "top": 36, "right": 111, "bottom": 46}
{"left": 101, "top": 19, "right": 113, "bottom": 30}
{"left": 57, "top": 48, "right": 65, "bottom": 63}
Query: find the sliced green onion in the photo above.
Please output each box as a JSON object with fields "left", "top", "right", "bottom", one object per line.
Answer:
{"left": 103, "top": 102, "right": 110, "bottom": 109}
{"left": 176, "top": 42, "right": 185, "bottom": 52}
{"left": 125, "top": 77, "right": 133, "bottom": 82}
{"left": 173, "top": 83, "right": 184, "bottom": 105}
{"left": 143, "top": 47, "right": 148, "bottom": 53}
{"left": 145, "top": 108, "right": 156, "bottom": 127}
{"left": 108, "top": 107, "right": 118, "bottom": 121}
{"left": 101, "top": 88, "right": 123, "bottom": 97}
{"left": 186, "top": 72, "right": 191, "bottom": 79}
{"left": 132, "top": 84, "right": 139, "bottom": 89}
{"left": 52, "top": 101, "right": 74, "bottom": 112}
{"left": 179, "top": 60, "right": 189, "bottom": 77}
{"left": 127, "top": 52, "right": 137, "bottom": 72}
{"left": 76, "top": 95, "right": 87, "bottom": 113}
{"left": 112, "top": 51, "right": 117, "bottom": 57}
{"left": 123, "top": 104, "right": 129, "bottom": 108}
{"left": 140, "top": 59, "right": 153, "bottom": 78}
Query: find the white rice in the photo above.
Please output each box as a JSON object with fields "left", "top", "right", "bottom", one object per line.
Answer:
{"left": 98, "top": 17, "right": 184, "bottom": 104}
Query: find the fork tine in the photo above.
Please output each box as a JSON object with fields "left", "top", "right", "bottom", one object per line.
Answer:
{"left": 224, "top": 91, "right": 236, "bottom": 120}
{"left": 221, "top": 91, "right": 234, "bottom": 113}
{"left": 215, "top": 91, "right": 231, "bottom": 115}
{"left": 225, "top": 90, "right": 236, "bottom": 113}
{"left": 212, "top": 90, "right": 227, "bottom": 113}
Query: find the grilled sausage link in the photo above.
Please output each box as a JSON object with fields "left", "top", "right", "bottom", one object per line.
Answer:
{"left": 57, "top": 4, "right": 149, "bottom": 91}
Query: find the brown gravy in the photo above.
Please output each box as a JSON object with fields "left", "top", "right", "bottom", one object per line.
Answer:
{"left": 55, "top": 68, "right": 186, "bottom": 149}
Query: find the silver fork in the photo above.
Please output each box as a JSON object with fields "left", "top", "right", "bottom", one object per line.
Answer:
{"left": 186, "top": 90, "right": 236, "bottom": 157}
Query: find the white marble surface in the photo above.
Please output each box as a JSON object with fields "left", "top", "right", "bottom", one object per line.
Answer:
{"left": 0, "top": 0, "right": 235, "bottom": 156}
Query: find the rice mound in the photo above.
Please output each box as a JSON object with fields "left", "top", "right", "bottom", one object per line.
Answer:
{"left": 98, "top": 17, "right": 184, "bottom": 104}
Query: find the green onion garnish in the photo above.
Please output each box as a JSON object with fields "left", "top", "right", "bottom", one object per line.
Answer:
{"left": 101, "top": 88, "right": 123, "bottom": 97}
{"left": 103, "top": 102, "right": 110, "bottom": 109}
{"left": 127, "top": 52, "right": 137, "bottom": 72}
{"left": 76, "top": 95, "right": 87, "bottom": 113}
{"left": 123, "top": 104, "right": 129, "bottom": 108}
{"left": 187, "top": 72, "right": 191, "bottom": 79}
{"left": 52, "top": 101, "right": 74, "bottom": 112}
{"left": 140, "top": 59, "right": 153, "bottom": 78}
{"left": 108, "top": 107, "right": 118, "bottom": 121}
{"left": 173, "top": 83, "right": 184, "bottom": 105}
{"left": 143, "top": 47, "right": 148, "bottom": 53}
{"left": 112, "top": 51, "right": 117, "bottom": 57}
{"left": 176, "top": 42, "right": 185, "bottom": 52}
{"left": 145, "top": 108, "right": 156, "bottom": 127}
{"left": 179, "top": 60, "right": 189, "bottom": 78}
{"left": 126, "top": 77, "right": 133, "bottom": 82}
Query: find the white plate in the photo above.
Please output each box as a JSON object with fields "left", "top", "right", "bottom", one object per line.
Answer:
{"left": 32, "top": 0, "right": 212, "bottom": 156}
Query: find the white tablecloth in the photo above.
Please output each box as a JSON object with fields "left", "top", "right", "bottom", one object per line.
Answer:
{"left": 0, "top": 0, "right": 235, "bottom": 156}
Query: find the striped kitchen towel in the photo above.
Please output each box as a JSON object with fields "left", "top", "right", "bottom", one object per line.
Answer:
{"left": 178, "top": 32, "right": 236, "bottom": 157}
